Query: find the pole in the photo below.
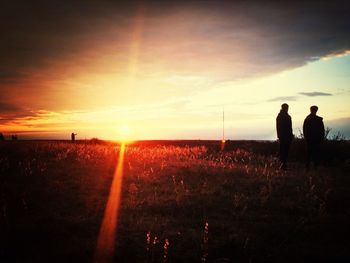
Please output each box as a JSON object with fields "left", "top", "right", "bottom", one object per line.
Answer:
{"left": 222, "top": 107, "right": 225, "bottom": 142}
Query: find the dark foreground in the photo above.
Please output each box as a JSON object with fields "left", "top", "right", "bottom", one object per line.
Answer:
{"left": 1, "top": 140, "right": 350, "bottom": 262}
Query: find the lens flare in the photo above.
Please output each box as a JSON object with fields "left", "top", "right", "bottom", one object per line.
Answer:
{"left": 94, "top": 142, "right": 126, "bottom": 262}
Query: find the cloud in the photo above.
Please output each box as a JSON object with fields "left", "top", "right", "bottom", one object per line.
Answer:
{"left": 0, "top": 101, "right": 39, "bottom": 125}
{"left": 1, "top": 1, "right": 349, "bottom": 82}
{"left": 299, "top": 92, "right": 333, "bottom": 97}
{"left": 321, "top": 50, "right": 350, "bottom": 61}
{"left": 268, "top": 91, "right": 333, "bottom": 103}
{"left": 0, "top": 102, "right": 22, "bottom": 112}
{"left": 267, "top": 96, "right": 298, "bottom": 102}
{"left": 0, "top": 71, "right": 29, "bottom": 83}
{"left": 0, "top": 0, "right": 349, "bottom": 123}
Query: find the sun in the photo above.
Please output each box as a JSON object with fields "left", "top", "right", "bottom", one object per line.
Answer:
{"left": 120, "top": 125, "right": 130, "bottom": 136}
{"left": 118, "top": 125, "right": 132, "bottom": 142}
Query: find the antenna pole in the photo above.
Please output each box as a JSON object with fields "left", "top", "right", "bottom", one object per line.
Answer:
{"left": 222, "top": 107, "right": 225, "bottom": 141}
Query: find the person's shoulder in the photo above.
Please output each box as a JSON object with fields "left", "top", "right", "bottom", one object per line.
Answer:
{"left": 304, "top": 114, "right": 312, "bottom": 120}
{"left": 316, "top": 115, "right": 323, "bottom": 121}
{"left": 276, "top": 112, "right": 283, "bottom": 119}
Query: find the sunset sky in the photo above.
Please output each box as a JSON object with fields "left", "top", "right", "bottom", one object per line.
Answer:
{"left": 1, "top": 1, "right": 349, "bottom": 140}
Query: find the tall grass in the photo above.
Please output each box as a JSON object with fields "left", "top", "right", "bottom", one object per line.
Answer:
{"left": 0, "top": 140, "right": 349, "bottom": 262}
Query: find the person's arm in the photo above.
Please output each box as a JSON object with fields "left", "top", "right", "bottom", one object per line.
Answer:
{"left": 276, "top": 117, "right": 281, "bottom": 139}
{"left": 303, "top": 119, "right": 307, "bottom": 140}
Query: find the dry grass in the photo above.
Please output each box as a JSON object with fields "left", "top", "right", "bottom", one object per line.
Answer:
{"left": 0, "top": 140, "right": 349, "bottom": 262}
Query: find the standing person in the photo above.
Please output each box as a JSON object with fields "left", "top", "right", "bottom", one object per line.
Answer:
{"left": 71, "top": 132, "right": 77, "bottom": 142}
{"left": 276, "top": 103, "right": 293, "bottom": 170}
{"left": 303, "top": 105, "right": 325, "bottom": 169}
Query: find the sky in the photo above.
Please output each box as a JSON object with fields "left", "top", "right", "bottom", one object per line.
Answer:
{"left": 0, "top": 0, "right": 349, "bottom": 140}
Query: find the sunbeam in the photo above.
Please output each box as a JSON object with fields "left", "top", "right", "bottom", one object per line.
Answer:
{"left": 94, "top": 142, "right": 126, "bottom": 263}
{"left": 127, "top": 5, "right": 144, "bottom": 88}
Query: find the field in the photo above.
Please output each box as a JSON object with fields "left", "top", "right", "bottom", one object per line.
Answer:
{"left": 1, "top": 140, "right": 350, "bottom": 262}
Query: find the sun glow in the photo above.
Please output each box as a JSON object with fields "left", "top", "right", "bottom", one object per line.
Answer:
{"left": 118, "top": 124, "right": 133, "bottom": 142}
{"left": 120, "top": 125, "right": 130, "bottom": 135}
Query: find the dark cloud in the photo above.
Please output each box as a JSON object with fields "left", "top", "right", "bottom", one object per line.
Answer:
{"left": 0, "top": 71, "right": 29, "bottom": 83}
{"left": 0, "top": 1, "right": 144, "bottom": 87}
{"left": 299, "top": 92, "right": 333, "bottom": 97}
{"left": 0, "top": 101, "right": 35, "bottom": 124}
{"left": 1, "top": 1, "right": 349, "bottom": 81}
{"left": 269, "top": 91, "right": 333, "bottom": 102}
{"left": 0, "top": 102, "right": 22, "bottom": 112}
{"left": 267, "top": 96, "right": 298, "bottom": 102}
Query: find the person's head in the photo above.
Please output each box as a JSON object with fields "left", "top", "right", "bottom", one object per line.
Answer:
{"left": 310, "top": 105, "right": 318, "bottom": 114}
{"left": 281, "top": 103, "right": 289, "bottom": 112}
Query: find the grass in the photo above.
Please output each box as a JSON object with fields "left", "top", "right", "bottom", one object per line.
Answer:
{"left": 0, "top": 140, "right": 349, "bottom": 262}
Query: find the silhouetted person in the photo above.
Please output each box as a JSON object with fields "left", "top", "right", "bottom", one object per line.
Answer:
{"left": 0, "top": 133, "right": 4, "bottom": 141}
{"left": 11, "top": 134, "right": 18, "bottom": 141}
{"left": 71, "top": 132, "right": 77, "bottom": 142}
{"left": 276, "top": 103, "right": 293, "bottom": 170}
{"left": 303, "top": 105, "right": 325, "bottom": 169}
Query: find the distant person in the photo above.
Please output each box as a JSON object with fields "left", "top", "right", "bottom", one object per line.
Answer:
{"left": 0, "top": 133, "right": 4, "bottom": 141}
{"left": 276, "top": 103, "right": 293, "bottom": 170}
{"left": 71, "top": 132, "right": 77, "bottom": 142}
{"left": 11, "top": 134, "right": 18, "bottom": 141}
{"left": 303, "top": 105, "right": 325, "bottom": 169}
